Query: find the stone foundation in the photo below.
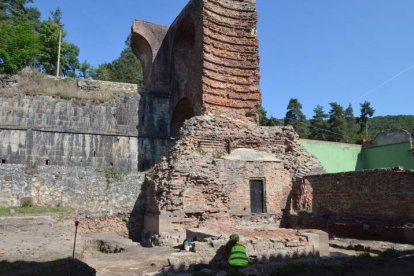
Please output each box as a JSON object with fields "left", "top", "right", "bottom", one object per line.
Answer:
{"left": 168, "top": 228, "right": 329, "bottom": 270}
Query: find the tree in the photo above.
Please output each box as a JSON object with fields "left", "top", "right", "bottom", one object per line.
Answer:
{"left": 78, "top": 60, "right": 92, "bottom": 79}
{"left": 91, "top": 36, "right": 143, "bottom": 84}
{"left": 344, "top": 104, "right": 357, "bottom": 143}
{"left": 259, "top": 107, "right": 268, "bottom": 126}
{"left": 356, "top": 101, "right": 375, "bottom": 142}
{"left": 327, "top": 102, "right": 346, "bottom": 142}
{"left": 309, "top": 105, "right": 329, "bottom": 140}
{"left": 284, "top": 98, "right": 308, "bottom": 137}
{"left": 259, "top": 107, "right": 282, "bottom": 126}
{"left": 37, "top": 19, "right": 79, "bottom": 76}
{"left": 0, "top": 0, "right": 42, "bottom": 73}
{"left": 0, "top": 18, "right": 41, "bottom": 73}
{"left": 0, "top": 0, "right": 40, "bottom": 22}
{"left": 49, "top": 7, "right": 61, "bottom": 24}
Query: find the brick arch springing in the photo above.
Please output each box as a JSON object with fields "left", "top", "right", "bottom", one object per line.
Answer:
{"left": 170, "top": 98, "right": 195, "bottom": 138}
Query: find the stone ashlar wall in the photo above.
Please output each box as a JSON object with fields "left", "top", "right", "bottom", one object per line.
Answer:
{"left": 137, "top": 92, "right": 174, "bottom": 171}
{"left": 302, "top": 168, "right": 414, "bottom": 222}
{"left": 0, "top": 164, "right": 145, "bottom": 214}
{"left": 0, "top": 93, "right": 139, "bottom": 171}
{"left": 144, "top": 115, "right": 324, "bottom": 242}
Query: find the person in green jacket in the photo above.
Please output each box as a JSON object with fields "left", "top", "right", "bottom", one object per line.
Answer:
{"left": 227, "top": 233, "right": 249, "bottom": 268}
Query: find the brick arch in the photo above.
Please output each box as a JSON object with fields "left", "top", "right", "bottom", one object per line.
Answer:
{"left": 170, "top": 98, "right": 195, "bottom": 138}
{"left": 170, "top": 15, "right": 197, "bottom": 117}
{"left": 131, "top": 32, "right": 152, "bottom": 86}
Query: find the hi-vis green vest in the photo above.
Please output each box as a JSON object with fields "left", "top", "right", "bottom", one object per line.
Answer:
{"left": 228, "top": 243, "right": 249, "bottom": 267}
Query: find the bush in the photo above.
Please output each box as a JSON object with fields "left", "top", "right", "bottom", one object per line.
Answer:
{"left": 20, "top": 197, "right": 33, "bottom": 207}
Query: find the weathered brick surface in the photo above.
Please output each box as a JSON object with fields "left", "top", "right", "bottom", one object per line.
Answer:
{"left": 202, "top": 0, "right": 261, "bottom": 122}
{"left": 300, "top": 168, "right": 414, "bottom": 222}
{"left": 144, "top": 116, "right": 324, "bottom": 243}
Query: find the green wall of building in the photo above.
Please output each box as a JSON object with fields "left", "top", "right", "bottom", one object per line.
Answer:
{"left": 298, "top": 139, "right": 363, "bottom": 173}
{"left": 363, "top": 142, "right": 414, "bottom": 170}
{"left": 299, "top": 139, "right": 414, "bottom": 173}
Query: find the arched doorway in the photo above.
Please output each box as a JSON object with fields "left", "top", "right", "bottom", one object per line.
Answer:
{"left": 170, "top": 98, "right": 195, "bottom": 138}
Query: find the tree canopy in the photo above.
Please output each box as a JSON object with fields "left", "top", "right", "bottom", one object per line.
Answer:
{"left": 284, "top": 98, "right": 308, "bottom": 138}
{"left": 0, "top": 2, "right": 79, "bottom": 76}
{"left": 357, "top": 101, "right": 375, "bottom": 142}
{"left": 90, "top": 36, "right": 143, "bottom": 84}
{"left": 260, "top": 100, "right": 406, "bottom": 145}
{"left": 309, "top": 105, "right": 329, "bottom": 140}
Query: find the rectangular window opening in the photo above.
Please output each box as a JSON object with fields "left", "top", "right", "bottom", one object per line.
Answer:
{"left": 1, "top": 159, "right": 6, "bottom": 164}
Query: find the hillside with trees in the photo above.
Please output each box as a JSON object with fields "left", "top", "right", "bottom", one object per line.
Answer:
{"left": 368, "top": 116, "right": 414, "bottom": 138}
{"left": 261, "top": 99, "right": 414, "bottom": 143}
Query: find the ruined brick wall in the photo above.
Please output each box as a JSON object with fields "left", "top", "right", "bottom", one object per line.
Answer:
{"left": 202, "top": 0, "right": 260, "bottom": 123}
{"left": 144, "top": 115, "right": 324, "bottom": 243}
{"left": 302, "top": 169, "right": 414, "bottom": 222}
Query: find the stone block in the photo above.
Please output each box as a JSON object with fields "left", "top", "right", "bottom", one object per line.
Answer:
{"left": 300, "top": 230, "right": 329, "bottom": 257}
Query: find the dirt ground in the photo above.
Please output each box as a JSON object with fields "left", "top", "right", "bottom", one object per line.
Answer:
{"left": 1, "top": 214, "right": 414, "bottom": 275}
{"left": 0, "top": 214, "right": 174, "bottom": 275}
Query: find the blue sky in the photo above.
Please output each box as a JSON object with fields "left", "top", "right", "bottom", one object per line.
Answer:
{"left": 35, "top": 0, "right": 414, "bottom": 118}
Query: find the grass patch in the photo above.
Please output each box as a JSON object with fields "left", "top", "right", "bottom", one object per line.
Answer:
{"left": 96, "top": 166, "right": 127, "bottom": 182}
{"left": 23, "top": 162, "right": 39, "bottom": 174}
{"left": 0, "top": 68, "right": 134, "bottom": 103}
{"left": 0, "top": 206, "right": 69, "bottom": 216}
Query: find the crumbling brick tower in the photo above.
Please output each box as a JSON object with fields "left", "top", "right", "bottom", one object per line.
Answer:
{"left": 132, "top": 0, "right": 260, "bottom": 124}
{"left": 132, "top": 0, "right": 261, "bottom": 170}
{"left": 131, "top": 0, "right": 324, "bottom": 245}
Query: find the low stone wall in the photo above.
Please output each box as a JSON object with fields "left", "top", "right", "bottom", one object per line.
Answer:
{"left": 0, "top": 164, "right": 145, "bottom": 214}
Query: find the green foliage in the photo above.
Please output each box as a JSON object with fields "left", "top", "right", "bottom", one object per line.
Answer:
{"left": 344, "top": 103, "right": 357, "bottom": 143}
{"left": 284, "top": 98, "right": 308, "bottom": 137}
{"left": 357, "top": 101, "right": 375, "bottom": 143}
{"left": 91, "top": 48, "right": 143, "bottom": 84}
{"left": 0, "top": 17, "right": 41, "bottom": 73}
{"left": 0, "top": 0, "right": 40, "bottom": 22}
{"left": 78, "top": 60, "right": 92, "bottom": 79}
{"left": 38, "top": 20, "right": 79, "bottom": 76}
{"left": 259, "top": 107, "right": 282, "bottom": 126}
{"left": 20, "top": 197, "right": 33, "bottom": 207}
{"left": 23, "top": 162, "right": 38, "bottom": 174}
{"left": 0, "top": 1, "right": 79, "bottom": 76}
{"left": 91, "top": 36, "right": 143, "bottom": 84}
{"left": 368, "top": 115, "right": 414, "bottom": 138}
{"left": 96, "top": 167, "right": 127, "bottom": 182}
{"left": 309, "top": 105, "right": 329, "bottom": 140}
{"left": 0, "top": 206, "right": 68, "bottom": 216}
{"left": 327, "top": 102, "right": 346, "bottom": 142}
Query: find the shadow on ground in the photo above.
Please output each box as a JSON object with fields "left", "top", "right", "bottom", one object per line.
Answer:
{"left": 168, "top": 248, "right": 414, "bottom": 276}
{"left": 0, "top": 258, "right": 96, "bottom": 276}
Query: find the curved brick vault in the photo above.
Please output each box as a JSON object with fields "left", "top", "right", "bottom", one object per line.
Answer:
{"left": 131, "top": 0, "right": 261, "bottom": 130}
